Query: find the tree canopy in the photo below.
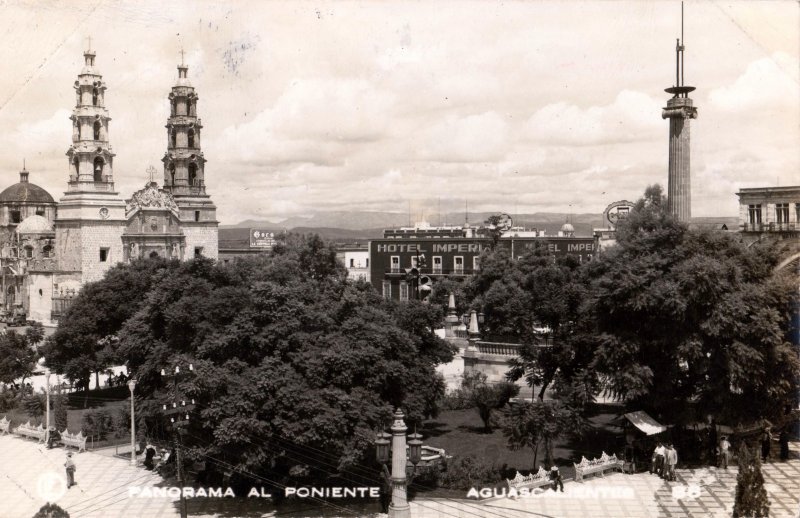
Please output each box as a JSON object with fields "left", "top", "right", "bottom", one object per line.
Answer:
{"left": 44, "top": 233, "right": 455, "bottom": 487}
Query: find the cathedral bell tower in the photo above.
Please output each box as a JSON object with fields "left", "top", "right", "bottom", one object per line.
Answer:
{"left": 67, "top": 47, "right": 116, "bottom": 192}
{"left": 55, "top": 44, "right": 126, "bottom": 285}
{"left": 161, "top": 54, "right": 218, "bottom": 259}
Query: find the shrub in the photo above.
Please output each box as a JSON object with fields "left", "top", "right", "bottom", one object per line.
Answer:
{"left": 0, "top": 389, "right": 18, "bottom": 413}
{"left": 472, "top": 381, "right": 520, "bottom": 432}
{"left": 437, "top": 455, "right": 504, "bottom": 490}
{"left": 733, "top": 442, "right": 770, "bottom": 518}
{"left": 81, "top": 409, "right": 114, "bottom": 440}
{"left": 53, "top": 394, "right": 68, "bottom": 431}
{"left": 32, "top": 502, "right": 70, "bottom": 518}
{"left": 23, "top": 393, "right": 45, "bottom": 418}
{"left": 114, "top": 406, "right": 131, "bottom": 439}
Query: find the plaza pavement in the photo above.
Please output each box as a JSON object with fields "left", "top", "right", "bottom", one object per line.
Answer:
{"left": 2, "top": 432, "right": 800, "bottom": 518}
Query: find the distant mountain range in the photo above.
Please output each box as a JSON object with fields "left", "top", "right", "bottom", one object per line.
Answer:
{"left": 220, "top": 211, "right": 606, "bottom": 245}
{"left": 219, "top": 211, "right": 739, "bottom": 246}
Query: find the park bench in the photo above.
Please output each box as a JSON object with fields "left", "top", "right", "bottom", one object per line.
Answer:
{"left": 573, "top": 451, "right": 624, "bottom": 482}
{"left": 0, "top": 416, "right": 10, "bottom": 435}
{"left": 59, "top": 430, "right": 87, "bottom": 452}
{"left": 14, "top": 421, "right": 46, "bottom": 443}
{"left": 506, "top": 466, "right": 553, "bottom": 492}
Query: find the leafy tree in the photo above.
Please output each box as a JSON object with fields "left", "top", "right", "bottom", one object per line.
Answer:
{"left": 0, "top": 330, "right": 39, "bottom": 385}
{"left": 53, "top": 233, "right": 454, "bottom": 487}
{"left": 471, "top": 382, "right": 519, "bottom": 432}
{"left": 41, "top": 258, "right": 180, "bottom": 406}
{"left": 587, "top": 184, "right": 800, "bottom": 427}
{"left": 733, "top": 442, "right": 770, "bottom": 518}
{"left": 502, "top": 400, "right": 584, "bottom": 469}
{"left": 32, "top": 502, "right": 70, "bottom": 518}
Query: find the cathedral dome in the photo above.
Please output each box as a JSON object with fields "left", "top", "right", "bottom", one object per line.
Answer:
{"left": 0, "top": 171, "right": 55, "bottom": 204}
{"left": 16, "top": 215, "right": 53, "bottom": 234}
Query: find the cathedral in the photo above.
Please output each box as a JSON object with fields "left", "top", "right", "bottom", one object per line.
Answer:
{"left": 0, "top": 46, "right": 218, "bottom": 325}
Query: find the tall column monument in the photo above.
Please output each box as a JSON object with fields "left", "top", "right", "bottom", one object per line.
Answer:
{"left": 662, "top": 3, "right": 698, "bottom": 223}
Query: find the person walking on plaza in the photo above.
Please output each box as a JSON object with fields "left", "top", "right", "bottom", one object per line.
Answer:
{"left": 64, "top": 452, "right": 76, "bottom": 488}
{"left": 719, "top": 436, "right": 731, "bottom": 469}
{"left": 549, "top": 466, "right": 564, "bottom": 492}
{"left": 664, "top": 443, "right": 678, "bottom": 481}
{"left": 761, "top": 427, "right": 772, "bottom": 462}
{"left": 651, "top": 441, "right": 665, "bottom": 477}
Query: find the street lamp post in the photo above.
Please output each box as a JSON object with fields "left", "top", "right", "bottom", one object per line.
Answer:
{"left": 37, "top": 358, "right": 50, "bottom": 445}
{"left": 161, "top": 363, "right": 195, "bottom": 518}
{"left": 375, "top": 409, "right": 423, "bottom": 518}
{"left": 128, "top": 379, "right": 137, "bottom": 466}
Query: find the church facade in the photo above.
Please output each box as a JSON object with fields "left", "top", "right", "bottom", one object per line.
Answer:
{"left": 0, "top": 47, "right": 218, "bottom": 325}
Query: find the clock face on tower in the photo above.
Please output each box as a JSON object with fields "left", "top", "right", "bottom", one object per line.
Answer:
{"left": 150, "top": 217, "right": 158, "bottom": 231}
{"left": 99, "top": 207, "right": 109, "bottom": 219}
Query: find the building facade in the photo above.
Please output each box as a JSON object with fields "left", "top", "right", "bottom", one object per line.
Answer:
{"left": 370, "top": 223, "right": 597, "bottom": 300}
{"left": 0, "top": 47, "right": 218, "bottom": 324}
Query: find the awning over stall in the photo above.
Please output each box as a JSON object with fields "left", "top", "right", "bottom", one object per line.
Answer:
{"left": 623, "top": 411, "right": 669, "bottom": 436}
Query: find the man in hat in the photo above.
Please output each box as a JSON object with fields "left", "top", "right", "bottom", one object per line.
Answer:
{"left": 64, "top": 452, "right": 76, "bottom": 488}
{"left": 549, "top": 465, "right": 564, "bottom": 492}
{"left": 651, "top": 441, "right": 665, "bottom": 476}
{"left": 664, "top": 443, "right": 678, "bottom": 481}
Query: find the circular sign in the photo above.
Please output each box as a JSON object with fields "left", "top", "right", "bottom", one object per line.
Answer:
{"left": 99, "top": 207, "right": 109, "bottom": 219}
{"left": 603, "top": 200, "right": 635, "bottom": 229}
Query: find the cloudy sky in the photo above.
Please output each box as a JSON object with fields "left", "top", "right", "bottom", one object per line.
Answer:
{"left": 0, "top": 0, "right": 797, "bottom": 224}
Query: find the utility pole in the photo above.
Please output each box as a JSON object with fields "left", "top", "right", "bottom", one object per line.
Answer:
{"left": 161, "top": 364, "right": 195, "bottom": 518}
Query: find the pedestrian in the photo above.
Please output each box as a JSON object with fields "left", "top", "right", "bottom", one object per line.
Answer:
{"left": 761, "top": 427, "right": 772, "bottom": 462}
{"left": 779, "top": 429, "right": 790, "bottom": 461}
{"left": 665, "top": 443, "right": 678, "bottom": 481}
{"left": 64, "top": 452, "right": 76, "bottom": 488}
{"left": 144, "top": 443, "right": 156, "bottom": 470}
{"left": 549, "top": 466, "right": 564, "bottom": 492}
{"left": 719, "top": 436, "right": 731, "bottom": 469}
{"left": 652, "top": 441, "right": 665, "bottom": 477}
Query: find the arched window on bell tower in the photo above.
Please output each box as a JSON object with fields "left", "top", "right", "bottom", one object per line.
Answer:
{"left": 187, "top": 129, "right": 195, "bottom": 148}
{"left": 92, "top": 87, "right": 99, "bottom": 106}
{"left": 76, "top": 121, "right": 82, "bottom": 140}
{"left": 93, "top": 120, "right": 101, "bottom": 141}
{"left": 93, "top": 157, "right": 104, "bottom": 182}
{"left": 170, "top": 128, "right": 176, "bottom": 148}
{"left": 169, "top": 162, "right": 176, "bottom": 186}
{"left": 188, "top": 163, "right": 197, "bottom": 186}
{"left": 72, "top": 157, "right": 80, "bottom": 179}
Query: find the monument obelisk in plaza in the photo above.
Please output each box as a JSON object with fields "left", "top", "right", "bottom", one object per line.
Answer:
{"left": 662, "top": 3, "right": 698, "bottom": 223}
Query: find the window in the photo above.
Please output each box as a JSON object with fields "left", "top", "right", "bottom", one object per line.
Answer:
{"left": 411, "top": 256, "right": 421, "bottom": 268}
{"left": 454, "top": 256, "right": 464, "bottom": 274}
{"left": 390, "top": 256, "right": 400, "bottom": 273}
{"left": 36, "top": 209, "right": 45, "bottom": 217}
{"left": 473, "top": 256, "right": 480, "bottom": 272}
{"left": 400, "top": 281, "right": 409, "bottom": 301}
{"left": 189, "top": 163, "right": 198, "bottom": 186}
{"left": 796, "top": 203, "right": 800, "bottom": 224}
{"left": 42, "top": 245, "right": 53, "bottom": 258}
{"left": 776, "top": 203, "right": 789, "bottom": 224}
{"left": 194, "top": 210, "right": 200, "bottom": 222}
{"left": 93, "top": 157, "right": 104, "bottom": 182}
{"left": 433, "top": 256, "right": 442, "bottom": 273}
{"left": 92, "top": 87, "right": 99, "bottom": 106}
{"left": 99, "top": 247, "right": 109, "bottom": 262}
{"left": 10, "top": 210, "right": 21, "bottom": 224}
{"left": 194, "top": 247, "right": 203, "bottom": 258}
{"left": 188, "top": 129, "right": 195, "bottom": 148}
{"left": 748, "top": 204, "right": 762, "bottom": 226}
{"left": 349, "top": 258, "right": 355, "bottom": 267}
{"left": 25, "top": 246, "right": 33, "bottom": 259}
{"left": 382, "top": 281, "right": 392, "bottom": 300}
{"left": 170, "top": 128, "right": 177, "bottom": 148}
{"left": 93, "top": 120, "right": 101, "bottom": 140}
{"left": 366, "top": 258, "right": 369, "bottom": 267}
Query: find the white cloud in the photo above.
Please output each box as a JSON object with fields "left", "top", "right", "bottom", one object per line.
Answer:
{"left": 523, "top": 90, "right": 662, "bottom": 145}
{"left": 709, "top": 52, "right": 799, "bottom": 112}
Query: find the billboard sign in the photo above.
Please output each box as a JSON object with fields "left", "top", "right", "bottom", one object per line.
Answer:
{"left": 250, "top": 229, "right": 277, "bottom": 249}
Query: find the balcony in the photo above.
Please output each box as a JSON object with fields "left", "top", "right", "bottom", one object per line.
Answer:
{"left": 384, "top": 267, "right": 477, "bottom": 277}
{"left": 742, "top": 222, "right": 799, "bottom": 233}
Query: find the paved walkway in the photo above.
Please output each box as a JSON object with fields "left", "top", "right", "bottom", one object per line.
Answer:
{"left": 2, "top": 433, "right": 799, "bottom": 517}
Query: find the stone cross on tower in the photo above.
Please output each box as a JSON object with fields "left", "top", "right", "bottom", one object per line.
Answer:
{"left": 147, "top": 165, "right": 157, "bottom": 183}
